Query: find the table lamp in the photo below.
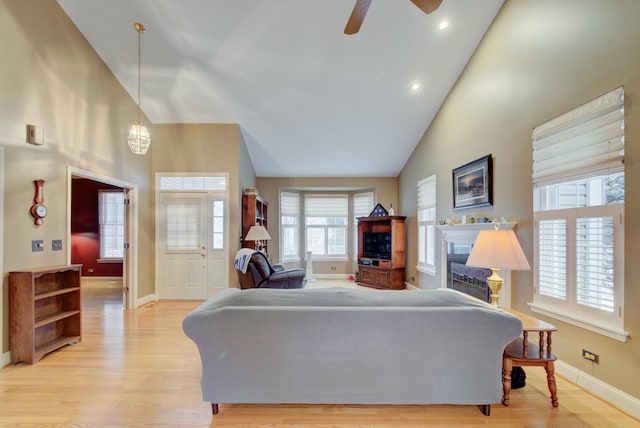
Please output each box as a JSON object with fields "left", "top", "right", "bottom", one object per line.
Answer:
{"left": 466, "top": 225, "right": 531, "bottom": 307}
{"left": 245, "top": 225, "right": 271, "bottom": 252}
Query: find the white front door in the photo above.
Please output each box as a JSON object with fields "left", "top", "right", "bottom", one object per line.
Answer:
{"left": 157, "top": 193, "right": 208, "bottom": 299}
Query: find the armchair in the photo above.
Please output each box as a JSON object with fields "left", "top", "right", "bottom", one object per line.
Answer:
{"left": 236, "top": 251, "right": 306, "bottom": 289}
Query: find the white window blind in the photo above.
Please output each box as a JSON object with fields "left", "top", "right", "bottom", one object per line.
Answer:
{"left": 353, "top": 191, "right": 375, "bottom": 258}
{"left": 532, "top": 86, "right": 626, "bottom": 341}
{"left": 305, "top": 194, "right": 348, "bottom": 258}
{"left": 417, "top": 175, "right": 436, "bottom": 273}
{"left": 166, "top": 203, "right": 200, "bottom": 250}
{"left": 532, "top": 87, "right": 624, "bottom": 185}
{"left": 99, "top": 190, "right": 125, "bottom": 259}
{"left": 537, "top": 218, "right": 567, "bottom": 300}
{"left": 280, "top": 191, "right": 301, "bottom": 261}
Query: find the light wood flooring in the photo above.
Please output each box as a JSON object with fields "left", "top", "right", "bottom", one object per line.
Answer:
{"left": 0, "top": 279, "right": 638, "bottom": 427}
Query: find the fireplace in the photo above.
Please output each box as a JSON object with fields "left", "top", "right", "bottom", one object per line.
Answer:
{"left": 436, "top": 223, "right": 515, "bottom": 308}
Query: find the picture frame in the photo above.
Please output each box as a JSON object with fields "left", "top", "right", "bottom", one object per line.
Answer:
{"left": 452, "top": 154, "right": 493, "bottom": 210}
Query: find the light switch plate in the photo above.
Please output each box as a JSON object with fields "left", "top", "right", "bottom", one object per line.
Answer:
{"left": 52, "top": 240, "right": 62, "bottom": 251}
{"left": 32, "top": 240, "right": 44, "bottom": 252}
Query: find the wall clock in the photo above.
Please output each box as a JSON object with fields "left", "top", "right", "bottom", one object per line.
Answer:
{"left": 30, "top": 179, "right": 47, "bottom": 225}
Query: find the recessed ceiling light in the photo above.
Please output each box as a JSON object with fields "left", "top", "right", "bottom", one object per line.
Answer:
{"left": 439, "top": 20, "right": 449, "bottom": 30}
{"left": 411, "top": 83, "right": 421, "bottom": 91}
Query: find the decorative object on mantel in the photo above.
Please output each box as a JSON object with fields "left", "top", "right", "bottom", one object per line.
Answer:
{"left": 127, "top": 22, "right": 151, "bottom": 155}
{"left": 243, "top": 187, "right": 258, "bottom": 195}
{"left": 369, "top": 203, "right": 389, "bottom": 217}
{"left": 245, "top": 225, "right": 271, "bottom": 253}
{"left": 465, "top": 223, "right": 531, "bottom": 307}
{"left": 440, "top": 216, "right": 515, "bottom": 226}
{"left": 452, "top": 154, "right": 493, "bottom": 210}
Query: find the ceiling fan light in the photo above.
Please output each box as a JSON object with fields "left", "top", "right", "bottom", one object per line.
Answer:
{"left": 127, "top": 122, "right": 151, "bottom": 154}
{"left": 439, "top": 20, "right": 449, "bottom": 30}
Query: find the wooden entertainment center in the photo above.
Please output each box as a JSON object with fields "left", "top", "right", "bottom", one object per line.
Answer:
{"left": 357, "top": 215, "right": 406, "bottom": 290}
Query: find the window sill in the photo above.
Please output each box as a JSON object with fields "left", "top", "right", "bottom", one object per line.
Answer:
{"left": 528, "top": 302, "right": 629, "bottom": 343}
{"left": 97, "top": 258, "right": 123, "bottom": 264}
{"left": 416, "top": 265, "right": 436, "bottom": 276}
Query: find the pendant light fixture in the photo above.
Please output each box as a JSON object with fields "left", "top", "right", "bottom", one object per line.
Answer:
{"left": 127, "top": 22, "right": 151, "bottom": 155}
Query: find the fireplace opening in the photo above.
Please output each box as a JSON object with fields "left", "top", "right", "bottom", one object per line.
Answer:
{"left": 446, "top": 242, "right": 491, "bottom": 303}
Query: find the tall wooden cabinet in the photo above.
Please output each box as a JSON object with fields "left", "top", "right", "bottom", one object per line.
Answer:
{"left": 242, "top": 193, "right": 269, "bottom": 252}
{"left": 9, "top": 264, "right": 82, "bottom": 364}
{"left": 357, "top": 216, "right": 406, "bottom": 290}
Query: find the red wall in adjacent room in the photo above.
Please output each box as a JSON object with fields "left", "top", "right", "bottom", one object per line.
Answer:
{"left": 71, "top": 179, "right": 123, "bottom": 277}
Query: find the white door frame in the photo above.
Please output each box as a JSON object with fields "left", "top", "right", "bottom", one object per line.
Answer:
{"left": 0, "top": 147, "right": 6, "bottom": 365}
{"left": 67, "top": 167, "right": 139, "bottom": 309}
{"left": 155, "top": 173, "right": 229, "bottom": 299}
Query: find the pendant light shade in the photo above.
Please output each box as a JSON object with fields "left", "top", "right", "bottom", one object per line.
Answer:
{"left": 127, "top": 122, "right": 151, "bottom": 154}
{"left": 128, "top": 22, "right": 150, "bottom": 155}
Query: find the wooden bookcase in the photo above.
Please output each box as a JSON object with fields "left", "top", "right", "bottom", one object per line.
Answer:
{"left": 242, "top": 193, "right": 269, "bottom": 252}
{"left": 9, "top": 264, "right": 82, "bottom": 364}
{"left": 357, "top": 216, "right": 406, "bottom": 290}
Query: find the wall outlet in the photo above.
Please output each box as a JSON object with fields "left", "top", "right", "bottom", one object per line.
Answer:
{"left": 331, "top": 266, "right": 337, "bottom": 271}
{"left": 32, "top": 240, "right": 44, "bottom": 252}
{"left": 52, "top": 240, "right": 62, "bottom": 251}
{"left": 582, "top": 349, "right": 599, "bottom": 364}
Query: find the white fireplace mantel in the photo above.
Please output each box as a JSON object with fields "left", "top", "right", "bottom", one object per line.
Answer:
{"left": 436, "top": 222, "right": 517, "bottom": 308}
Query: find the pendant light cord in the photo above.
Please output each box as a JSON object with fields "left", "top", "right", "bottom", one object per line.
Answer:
{"left": 134, "top": 22, "right": 145, "bottom": 124}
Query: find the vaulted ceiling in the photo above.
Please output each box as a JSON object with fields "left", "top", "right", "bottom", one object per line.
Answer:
{"left": 57, "top": 0, "right": 504, "bottom": 177}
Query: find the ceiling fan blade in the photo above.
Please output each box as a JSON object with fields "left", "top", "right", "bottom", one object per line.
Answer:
{"left": 344, "top": 0, "right": 372, "bottom": 35}
{"left": 409, "top": 0, "right": 443, "bottom": 14}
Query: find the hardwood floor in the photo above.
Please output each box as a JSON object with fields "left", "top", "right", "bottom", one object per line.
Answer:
{"left": 0, "top": 279, "right": 638, "bottom": 427}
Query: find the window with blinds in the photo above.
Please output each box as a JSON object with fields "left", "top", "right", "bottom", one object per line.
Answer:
{"left": 531, "top": 87, "right": 626, "bottom": 340}
{"left": 353, "top": 191, "right": 375, "bottom": 258}
{"left": 417, "top": 175, "right": 436, "bottom": 274}
{"left": 211, "top": 200, "right": 224, "bottom": 249}
{"left": 305, "top": 194, "right": 348, "bottom": 259}
{"left": 166, "top": 203, "right": 200, "bottom": 250}
{"left": 281, "top": 192, "right": 301, "bottom": 261}
{"left": 159, "top": 176, "right": 227, "bottom": 191}
{"left": 99, "top": 190, "right": 125, "bottom": 259}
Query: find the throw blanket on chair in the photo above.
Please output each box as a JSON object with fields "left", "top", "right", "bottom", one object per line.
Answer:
{"left": 234, "top": 248, "right": 258, "bottom": 274}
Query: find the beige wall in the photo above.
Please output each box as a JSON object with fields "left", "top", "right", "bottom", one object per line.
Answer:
{"left": 399, "top": 0, "right": 640, "bottom": 399}
{"left": 256, "top": 177, "right": 397, "bottom": 275}
{"left": 0, "top": 0, "right": 155, "bottom": 353}
{"left": 151, "top": 124, "right": 243, "bottom": 288}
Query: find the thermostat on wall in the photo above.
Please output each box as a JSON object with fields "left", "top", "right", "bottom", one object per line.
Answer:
{"left": 26, "top": 124, "right": 44, "bottom": 146}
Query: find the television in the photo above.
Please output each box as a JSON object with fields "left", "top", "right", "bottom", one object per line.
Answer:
{"left": 362, "top": 232, "right": 392, "bottom": 260}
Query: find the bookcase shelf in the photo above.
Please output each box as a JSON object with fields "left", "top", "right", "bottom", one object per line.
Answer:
{"left": 10, "top": 264, "right": 82, "bottom": 364}
{"left": 242, "top": 193, "right": 269, "bottom": 252}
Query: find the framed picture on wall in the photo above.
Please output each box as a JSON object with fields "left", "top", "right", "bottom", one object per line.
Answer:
{"left": 452, "top": 154, "right": 493, "bottom": 210}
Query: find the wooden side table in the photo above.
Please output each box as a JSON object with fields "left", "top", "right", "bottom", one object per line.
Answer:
{"left": 501, "top": 308, "right": 559, "bottom": 407}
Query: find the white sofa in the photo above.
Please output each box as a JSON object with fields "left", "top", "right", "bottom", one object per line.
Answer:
{"left": 182, "top": 287, "right": 522, "bottom": 416}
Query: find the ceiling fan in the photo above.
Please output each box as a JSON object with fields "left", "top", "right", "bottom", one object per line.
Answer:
{"left": 344, "top": 0, "right": 443, "bottom": 35}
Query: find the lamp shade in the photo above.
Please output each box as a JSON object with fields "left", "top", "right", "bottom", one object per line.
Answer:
{"left": 466, "top": 229, "right": 531, "bottom": 271}
{"left": 245, "top": 225, "right": 271, "bottom": 242}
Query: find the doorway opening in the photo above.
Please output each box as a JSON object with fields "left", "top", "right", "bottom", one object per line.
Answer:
{"left": 67, "top": 167, "right": 138, "bottom": 309}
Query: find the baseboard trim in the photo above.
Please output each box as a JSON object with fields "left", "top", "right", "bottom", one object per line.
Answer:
{"left": 82, "top": 276, "right": 123, "bottom": 281}
{"left": 136, "top": 293, "right": 158, "bottom": 308}
{"left": 556, "top": 359, "right": 640, "bottom": 419}
{"left": 2, "top": 350, "right": 11, "bottom": 367}
{"left": 313, "top": 274, "right": 352, "bottom": 280}
{"left": 405, "top": 282, "right": 420, "bottom": 290}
